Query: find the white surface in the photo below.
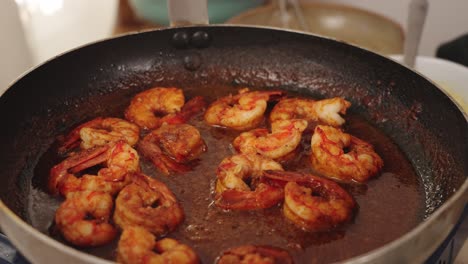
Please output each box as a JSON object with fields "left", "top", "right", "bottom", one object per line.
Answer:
{"left": 389, "top": 55, "right": 468, "bottom": 110}
{"left": 15, "top": 0, "right": 118, "bottom": 65}
{"left": 0, "top": 1, "right": 33, "bottom": 92}
{"left": 307, "top": 0, "right": 468, "bottom": 56}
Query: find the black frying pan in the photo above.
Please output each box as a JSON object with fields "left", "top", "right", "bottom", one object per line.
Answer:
{"left": 0, "top": 26, "right": 466, "bottom": 264}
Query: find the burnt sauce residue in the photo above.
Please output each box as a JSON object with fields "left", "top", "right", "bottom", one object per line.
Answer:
{"left": 30, "top": 88, "right": 424, "bottom": 263}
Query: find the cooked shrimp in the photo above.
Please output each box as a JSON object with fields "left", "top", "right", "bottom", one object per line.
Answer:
{"left": 114, "top": 173, "right": 184, "bottom": 236}
{"left": 49, "top": 141, "right": 140, "bottom": 197}
{"left": 233, "top": 119, "right": 308, "bottom": 160}
{"left": 216, "top": 245, "right": 293, "bottom": 264}
{"left": 117, "top": 226, "right": 199, "bottom": 264}
{"left": 264, "top": 170, "right": 356, "bottom": 232}
{"left": 55, "top": 191, "right": 117, "bottom": 247}
{"left": 125, "top": 87, "right": 206, "bottom": 130}
{"left": 270, "top": 97, "right": 351, "bottom": 127}
{"left": 138, "top": 124, "right": 206, "bottom": 175}
{"left": 204, "top": 88, "right": 285, "bottom": 131}
{"left": 311, "top": 125, "right": 383, "bottom": 183}
{"left": 215, "top": 154, "right": 284, "bottom": 210}
{"left": 159, "top": 95, "right": 206, "bottom": 126}
{"left": 59, "top": 117, "right": 140, "bottom": 154}
{"left": 125, "top": 87, "right": 185, "bottom": 130}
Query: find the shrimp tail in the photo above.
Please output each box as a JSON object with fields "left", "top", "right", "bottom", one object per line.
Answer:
{"left": 180, "top": 96, "right": 207, "bottom": 119}
{"left": 138, "top": 141, "right": 191, "bottom": 175}
{"left": 49, "top": 145, "right": 110, "bottom": 195}
{"left": 263, "top": 170, "right": 310, "bottom": 183}
{"left": 215, "top": 184, "right": 284, "bottom": 210}
{"left": 162, "top": 96, "right": 207, "bottom": 125}
{"left": 57, "top": 117, "right": 105, "bottom": 154}
{"left": 157, "top": 155, "right": 192, "bottom": 175}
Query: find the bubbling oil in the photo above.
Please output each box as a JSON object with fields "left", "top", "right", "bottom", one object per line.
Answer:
{"left": 29, "top": 87, "right": 424, "bottom": 263}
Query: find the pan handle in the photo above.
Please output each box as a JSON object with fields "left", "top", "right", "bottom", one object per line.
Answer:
{"left": 167, "top": 0, "right": 209, "bottom": 26}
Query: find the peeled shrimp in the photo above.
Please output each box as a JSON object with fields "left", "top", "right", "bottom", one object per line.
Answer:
{"left": 54, "top": 191, "right": 117, "bottom": 247}
{"left": 216, "top": 245, "right": 293, "bottom": 264}
{"left": 215, "top": 154, "right": 284, "bottom": 210}
{"left": 125, "top": 87, "right": 185, "bottom": 130}
{"left": 125, "top": 87, "right": 206, "bottom": 130}
{"left": 138, "top": 124, "right": 206, "bottom": 175}
{"left": 59, "top": 117, "right": 140, "bottom": 154}
{"left": 49, "top": 141, "right": 140, "bottom": 197}
{"left": 113, "top": 173, "right": 184, "bottom": 236}
{"left": 311, "top": 125, "right": 383, "bottom": 183}
{"left": 270, "top": 97, "right": 351, "bottom": 126}
{"left": 264, "top": 170, "right": 356, "bottom": 232}
{"left": 204, "top": 88, "right": 285, "bottom": 131}
{"left": 233, "top": 119, "right": 308, "bottom": 160}
{"left": 117, "top": 226, "right": 199, "bottom": 264}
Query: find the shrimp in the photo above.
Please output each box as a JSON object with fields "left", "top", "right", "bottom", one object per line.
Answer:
{"left": 270, "top": 97, "right": 351, "bottom": 127}
{"left": 125, "top": 87, "right": 206, "bottom": 130}
{"left": 215, "top": 154, "right": 284, "bottom": 210}
{"left": 113, "top": 173, "right": 184, "bottom": 236}
{"left": 216, "top": 245, "right": 293, "bottom": 264}
{"left": 58, "top": 117, "right": 140, "bottom": 154}
{"left": 310, "top": 125, "right": 383, "bottom": 183}
{"left": 117, "top": 226, "right": 199, "bottom": 264}
{"left": 232, "top": 119, "right": 308, "bottom": 160}
{"left": 138, "top": 124, "right": 207, "bottom": 175}
{"left": 204, "top": 88, "right": 285, "bottom": 131}
{"left": 54, "top": 191, "right": 117, "bottom": 247}
{"left": 264, "top": 170, "right": 356, "bottom": 232}
{"left": 49, "top": 141, "right": 140, "bottom": 197}
{"left": 159, "top": 95, "right": 206, "bottom": 126}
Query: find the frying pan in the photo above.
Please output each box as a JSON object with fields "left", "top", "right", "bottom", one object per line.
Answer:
{"left": 0, "top": 10, "right": 466, "bottom": 264}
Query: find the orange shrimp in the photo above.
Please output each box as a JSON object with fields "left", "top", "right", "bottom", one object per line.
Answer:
{"left": 54, "top": 191, "right": 117, "bottom": 247}
{"left": 311, "top": 125, "right": 383, "bottom": 183}
{"left": 117, "top": 226, "right": 200, "bottom": 264}
{"left": 125, "top": 87, "right": 206, "bottom": 130}
{"left": 270, "top": 97, "right": 351, "bottom": 126}
{"left": 204, "top": 88, "right": 285, "bottom": 131}
{"left": 216, "top": 245, "right": 293, "bottom": 264}
{"left": 113, "top": 173, "right": 184, "bottom": 236}
{"left": 138, "top": 124, "right": 207, "bottom": 175}
{"left": 49, "top": 141, "right": 140, "bottom": 197}
{"left": 264, "top": 170, "right": 356, "bottom": 232}
{"left": 215, "top": 154, "right": 284, "bottom": 210}
{"left": 232, "top": 119, "right": 308, "bottom": 160}
{"left": 58, "top": 117, "right": 140, "bottom": 154}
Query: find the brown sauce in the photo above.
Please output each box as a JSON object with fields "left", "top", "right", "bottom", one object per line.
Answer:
{"left": 29, "top": 89, "right": 424, "bottom": 263}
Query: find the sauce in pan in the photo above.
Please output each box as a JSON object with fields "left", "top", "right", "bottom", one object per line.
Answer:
{"left": 30, "top": 88, "right": 424, "bottom": 263}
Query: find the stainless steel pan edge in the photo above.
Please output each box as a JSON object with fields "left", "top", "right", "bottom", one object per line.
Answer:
{"left": 0, "top": 201, "right": 112, "bottom": 264}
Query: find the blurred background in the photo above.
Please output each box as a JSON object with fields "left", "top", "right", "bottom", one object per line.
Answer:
{"left": 2, "top": 0, "right": 468, "bottom": 79}
{"left": 3, "top": 0, "right": 468, "bottom": 105}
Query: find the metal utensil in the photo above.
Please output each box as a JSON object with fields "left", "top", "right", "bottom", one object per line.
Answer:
{"left": 278, "top": 0, "right": 309, "bottom": 31}
{"left": 403, "top": 0, "right": 429, "bottom": 67}
{"left": 167, "top": 0, "right": 209, "bottom": 26}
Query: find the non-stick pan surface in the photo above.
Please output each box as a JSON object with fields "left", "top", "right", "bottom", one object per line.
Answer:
{"left": 0, "top": 26, "right": 466, "bottom": 263}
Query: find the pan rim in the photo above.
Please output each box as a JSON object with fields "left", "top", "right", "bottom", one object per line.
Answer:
{"left": 3, "top": 24, "right": 467, "bottom": 121}
{"left": 0, "top": 200, "right": 113, "bottom": 264}
{"left": 0, "top": 24, "right": 466, "bottom": 263}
